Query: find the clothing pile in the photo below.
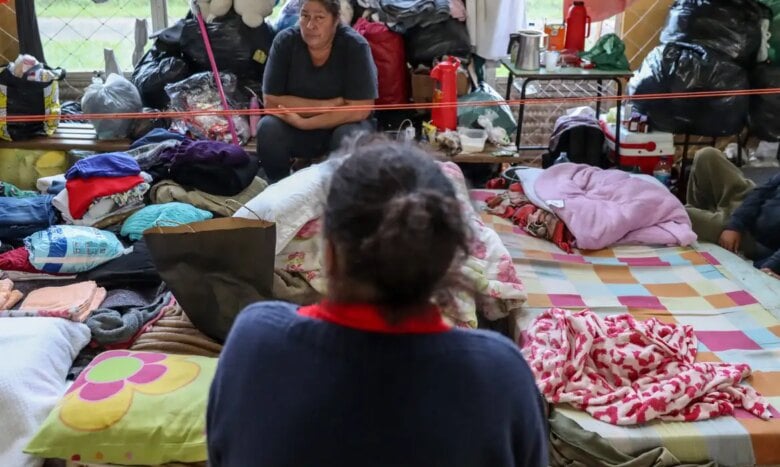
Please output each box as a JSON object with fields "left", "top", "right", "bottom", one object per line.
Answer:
{"left": 523, "top": 308, "right": 772, "bottom": 425}
{"left": 485, "top": 182, "right": 576, "bottom": 253}
{"left": 51, "top": 153, "right": 150, "bottom": 229}
{"left": 6, "top": 281, "right": 107, "bottom": 322}
{"left": 0, "top": 278, "right": 23, "bottom": 309}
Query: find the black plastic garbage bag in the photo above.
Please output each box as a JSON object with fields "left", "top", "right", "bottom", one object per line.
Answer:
{"left": 152, "top": 18, "right": 186, "bottom": 55}
{"left": 660, "top": 0, "right": 765, "bottom": 65}
{"left": 132, "top": 48, "right": 190, "bottom": 109}
{"left": 628, "top": 42, "right": 749, "bottom": 137}
{"left": 180, "top": 9, "right": 275, "bottom": 80}
{"left": 748, "top": 64, "right": 780, "bottom": 141}
{"left": 404, "top": 18, "right": 471, "bottom": 66}
{"left": 128, "top": 108, "right": 171, "bottom": 141}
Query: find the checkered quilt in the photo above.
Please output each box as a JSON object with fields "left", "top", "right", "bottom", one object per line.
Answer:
{"left": 470, "top": 189, "right": 780, "bottom": 466}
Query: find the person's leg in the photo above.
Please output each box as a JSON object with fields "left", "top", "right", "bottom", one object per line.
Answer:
{"left": 256, "top": 116, "right": 329, "bottom": 182}
{"left": 328, "top": 119, "right": 377, "bottom": 151}
{"left": 685, "top": 147, "right": 755, "bottom": 243}
{"left": 686, "top": 147, "right": 754, "bottom": 211}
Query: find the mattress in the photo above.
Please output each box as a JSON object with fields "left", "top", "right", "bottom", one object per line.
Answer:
{"left": 470, "top": 189, "right": 780, "bottom": 466}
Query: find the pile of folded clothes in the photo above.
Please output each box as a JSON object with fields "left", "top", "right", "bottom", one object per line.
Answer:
{"left": 50, "top": 152, "right": 150, "bottom": 229}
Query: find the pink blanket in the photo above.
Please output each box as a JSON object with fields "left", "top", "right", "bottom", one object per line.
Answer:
{"left": 522, "top": 308, "right": 771, "bottom": 425}
{"left": 534, "top": 164, "right": 696, "bottom": 250}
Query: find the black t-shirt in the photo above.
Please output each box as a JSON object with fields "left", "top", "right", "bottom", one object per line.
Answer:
{"left": 262, "top": 24, "right": 379, "bottom": 101}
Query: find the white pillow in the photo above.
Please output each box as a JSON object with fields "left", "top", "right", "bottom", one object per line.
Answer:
{"left": 234, "top": 158, "right": 343, "bottom": 254}
{"left": 506, "top": 167, "right": 551, "bottom": 211}
{"left": 0, "top": 318, "right": 90, "bottom": 467}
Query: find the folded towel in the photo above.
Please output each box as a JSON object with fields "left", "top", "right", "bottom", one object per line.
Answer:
{"left": 19, "top": 281, "right": 106, "bottom": 322}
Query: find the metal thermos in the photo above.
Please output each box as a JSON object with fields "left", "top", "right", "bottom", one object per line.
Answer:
{"left": 513, "top": 30, "right": 546, "bottom": 70}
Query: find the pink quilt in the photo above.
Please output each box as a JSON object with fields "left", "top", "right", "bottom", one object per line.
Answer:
{"left": 534, "top": 164, "right": 696, "bottom": 250}
{"left": 522, "top": 308, "right": 772, "bottom": 425}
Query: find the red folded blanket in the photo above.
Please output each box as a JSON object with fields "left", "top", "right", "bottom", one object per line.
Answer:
{"left": 66, "top": 175, "right": 144, "bottom": 220}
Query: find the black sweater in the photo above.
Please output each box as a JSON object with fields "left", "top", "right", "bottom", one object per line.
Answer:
{"left": 726, "top": 173, "right": 780, "bottom": 272}
{"left": 207, "top": 302, "right": 548, "bottom": 467}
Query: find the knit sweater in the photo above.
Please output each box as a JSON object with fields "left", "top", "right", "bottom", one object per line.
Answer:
{"left": 207, "top": 301, "right": 548, "bottom": 467}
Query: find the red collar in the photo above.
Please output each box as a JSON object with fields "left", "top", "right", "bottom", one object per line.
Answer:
{"left": 298, "top": 301, "right": 451, "bottom": 334}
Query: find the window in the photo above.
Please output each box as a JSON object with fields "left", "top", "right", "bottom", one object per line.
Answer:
{"left": 526, "top": 0, "right": 565, "bottom": 26}
{"left": 35, "top": 0, "right": 190, "bottom": 73}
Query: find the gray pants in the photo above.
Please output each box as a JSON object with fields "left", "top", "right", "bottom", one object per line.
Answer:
{"left": 685, "top": 147, "right": 768, "bottom": 259}
{"left": 255, "top": 116, "right": 375, "bottom": 182}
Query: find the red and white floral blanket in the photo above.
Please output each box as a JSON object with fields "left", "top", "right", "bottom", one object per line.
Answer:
{"left": 522, "top": 308, "right": 772, "bottom": 425}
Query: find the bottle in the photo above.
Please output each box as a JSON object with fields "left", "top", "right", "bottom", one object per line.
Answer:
{"left": 564, "top": 1, "right": 591, "bottom": 52}
{"left": 554, "top": 152, "right": 571, "bottom": 165}
{"left": 430, "top": 56, "right": 461, "bottom": 131}
{"left": 653, "top": 157, "right": 672, "bottom": 187}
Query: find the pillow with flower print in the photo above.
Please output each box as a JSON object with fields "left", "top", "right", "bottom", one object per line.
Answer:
{"left": 25, "top": 350, "right": 217, "bottom": 466}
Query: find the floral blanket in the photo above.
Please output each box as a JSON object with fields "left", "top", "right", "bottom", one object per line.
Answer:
{"left": 274, "top": 161, "right": 527, "bottom": 327}
{"left": 523, "top": 308, "right": 772, "bottom": 425}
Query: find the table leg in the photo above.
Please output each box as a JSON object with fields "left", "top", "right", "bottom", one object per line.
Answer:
{"left": 515, "top": 79, "right": 530, "bottom": 149}
{"left": 505, "top": 72, "right": 514, "bottom": 101}
{"left": 614, "top": 78, "right": 622, "bottom": 163}
{"left": 595, "top": 79, "right": 603, "bottom": 118}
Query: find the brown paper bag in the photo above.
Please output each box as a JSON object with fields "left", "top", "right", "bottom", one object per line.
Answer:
{"left": 143, "top": 217, "right": 276, "bottom": 343}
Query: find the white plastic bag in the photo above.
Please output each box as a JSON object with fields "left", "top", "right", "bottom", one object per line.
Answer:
{"left": 81, "top": 74, "right": 143, "bottom": 140}
{"left": 25, "top": 226, "right": 127, "bottom": 274}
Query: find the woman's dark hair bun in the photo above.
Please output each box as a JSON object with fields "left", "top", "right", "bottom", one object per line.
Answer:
{"left": 324, "top": 139, "right": 469, "bottom": 314}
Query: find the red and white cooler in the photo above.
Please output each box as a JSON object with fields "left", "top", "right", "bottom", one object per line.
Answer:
{"left": 599, "top": 120, "right": 675, "bottom": 175}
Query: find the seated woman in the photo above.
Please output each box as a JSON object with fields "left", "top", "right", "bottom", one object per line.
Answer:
{"left": 207, "top": 140, "right": 548, "bottom": 467}
{"left": 686, "top": 147, "right": 780, "bottom": 279}
{"left": 257, "top": 0, "right": 378, "bottom": 182}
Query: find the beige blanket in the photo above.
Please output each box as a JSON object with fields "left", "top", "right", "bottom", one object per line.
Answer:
{"left": 150, "top": 177, "right": 268, "bottom": 217}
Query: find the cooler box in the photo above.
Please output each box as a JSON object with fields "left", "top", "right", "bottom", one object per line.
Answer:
{"left": 599, "top": 120, "right": 675, "bottom": 175}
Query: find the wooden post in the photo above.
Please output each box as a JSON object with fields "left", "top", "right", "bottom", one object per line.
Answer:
{"left": 0, "top": 0, "right": 20, "bottom": 62}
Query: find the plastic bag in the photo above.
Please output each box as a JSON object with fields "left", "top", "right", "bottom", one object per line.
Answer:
{"left": 579, "top": 34, "right": 630, "bottom": 70}
{"left": 131, "top": 47, "right": 190, "bottom": 109}
{"left": 404, "top": 19, "right": 471, "bottom": 66}
{"left": 25, "top": 226, "right": 126, "bottom": 274}
{"left": 0, "top": 57, "right": 64, "bottom": 141}
{"left": 81, "top": 73, "right": 143, "bottom": 140}
{"left": 660, "top": 0, "right": 766, "bottom": 65}
{"left": 628, "top": 42, "right": 749, "bottom": 136}
{"left": 354, "top": 18, "right": 409, "bottom": 105}
{"left": 477, "top": 110, "right": 511, "bottom": 146}
{"left": 748, "top": 64, "right": 780, "bottom": 141}
{"left": 180, "top": 9, "right": 275, "bottom": 80}
{"left": 165, "top": 71, "right": 250, "bottom": 144}
{"left": 457, "top": 83, "right": 517, "bottom": 135}
{"left": 127, "top": 108, "right": 171, "bottom": 141}
{"left": 759, "top": 0, "right": 780, "bottom": 62}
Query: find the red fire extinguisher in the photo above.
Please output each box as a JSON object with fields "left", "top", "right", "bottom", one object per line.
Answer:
{"left": 564, "top": 0, "right": 591, "bottom": 52}
{"left": 430, "top": 56, "right": 461, "bottom": 131}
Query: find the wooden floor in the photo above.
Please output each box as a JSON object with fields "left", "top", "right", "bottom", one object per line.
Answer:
{"left": 0, "top": 122, "right": 539, "bottom": 166}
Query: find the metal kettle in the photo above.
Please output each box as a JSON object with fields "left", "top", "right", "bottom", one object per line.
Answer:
{"left": 508, "top": 30, "right": 546, "bottom": 70}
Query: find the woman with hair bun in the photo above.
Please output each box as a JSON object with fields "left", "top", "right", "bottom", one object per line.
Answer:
{"left": 207, "top": 140, "right": 548, "bottom": 467}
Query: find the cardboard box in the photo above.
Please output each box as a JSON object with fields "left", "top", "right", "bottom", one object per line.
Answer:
{"left": 411, "top": 69, "right": 471, "bottom": 103}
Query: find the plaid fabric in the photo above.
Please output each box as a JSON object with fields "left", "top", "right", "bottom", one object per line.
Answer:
{"left": 471, "top": 189, "right": 780, "bottom": 466}
{"left": 484, "top": 183, "right": 576, "bottom": 253}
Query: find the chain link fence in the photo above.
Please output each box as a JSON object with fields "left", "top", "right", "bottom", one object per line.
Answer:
{"left": 35, "top": 0, "right": 190, "bottom": 73}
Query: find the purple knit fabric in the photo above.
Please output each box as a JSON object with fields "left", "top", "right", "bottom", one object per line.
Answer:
{"left": 166, "top": 139, "right": 251, "bottom": 167}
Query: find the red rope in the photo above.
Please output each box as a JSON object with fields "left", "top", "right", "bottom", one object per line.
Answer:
{"left": 4, "top": 87, "right": 780, "bottom": 124}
